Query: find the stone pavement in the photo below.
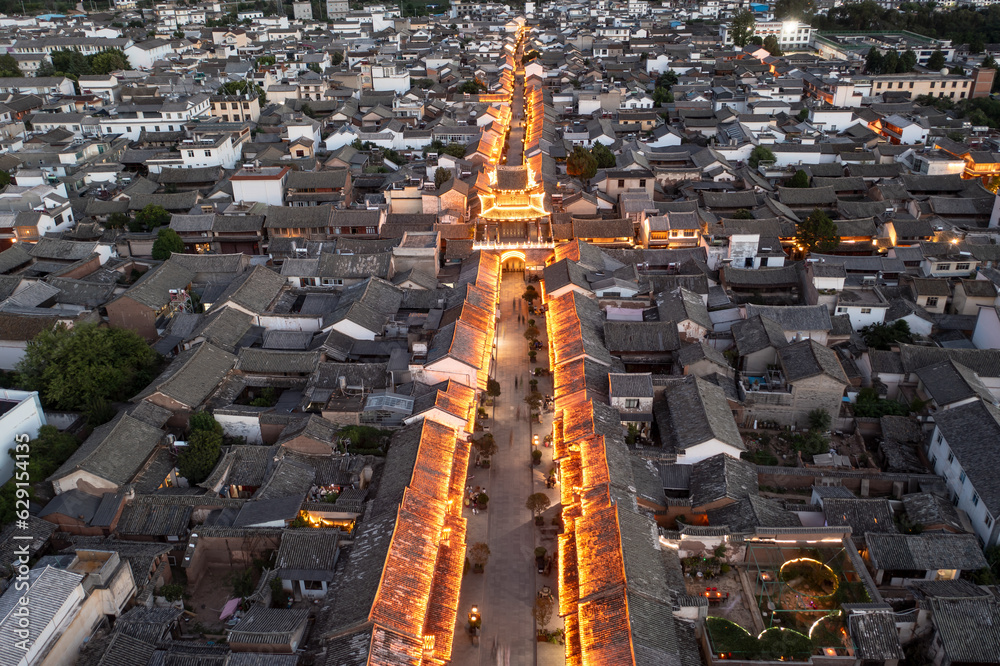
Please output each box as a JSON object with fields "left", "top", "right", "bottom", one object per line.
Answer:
{"left": 451, "top": 273, "right": 565, "bottom": 666}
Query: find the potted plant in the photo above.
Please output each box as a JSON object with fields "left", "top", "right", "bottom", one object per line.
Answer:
{"left": 531, "top": 449, "right": 542, "bottom": 466}
{"left": 534, "top": 546, "right": 547, "bottom": 571}
{"left": 469, "top": 542, "right": 490, "bottom": 573}
{"left": 526, "top": 492, "right": 551, "bottom": 525}
{"left": 533, "top": 596, "right": 554, "bottom": 641}
{"left": 528, "top": 350, "right": 537, "bottom": 363}
{"left": 476, "top": 492, "right": 489, "bottom": 511}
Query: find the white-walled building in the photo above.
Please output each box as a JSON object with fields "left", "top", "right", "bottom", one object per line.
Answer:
{"left": 230, "top": 165, "right": 290, "bottom": 206}
{"left": 928, "top": 399, "right": 1000, "bottom": 547}
{"left": 0, "top": 389, "right": 45, "bottom": 485}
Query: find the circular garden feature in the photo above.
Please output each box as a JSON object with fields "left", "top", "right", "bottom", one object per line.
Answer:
{"left": 779, "top": 558, "right": 838, "bottom": 598}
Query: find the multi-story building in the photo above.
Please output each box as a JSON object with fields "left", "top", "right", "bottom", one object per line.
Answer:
{"left": 209, "top": 94, "right": 261, "bottom": 124}
{"left": 327, "top": 0, "right": 350, "bottom": 18}
{"left": 720, "top": 20, "right": 814, "bottom": 48}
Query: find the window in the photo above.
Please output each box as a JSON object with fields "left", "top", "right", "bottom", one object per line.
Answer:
{"left": 861, "top": 308, "right": 872, "bottom": 314}
{"left": 837, "top": 307, "right": 846, "bottom": 313}
{"left": 909, "top": 82, "right": 914, "bottom": 89}
{"left": 639, "top": 179, "right": 646, "bottom": 187}
{"left": 204, "top": 150, "right": 211, "bottom": 157}
{"left": 953, "top": 81, "right": 958, "bottom": 88}
{"left": 956, "top": 263, "right": 970, "bottom": 270}
{"left": 960, "top": 470, "right": 967, "bottom": 483}
{"left": 187, "top": 150, "right": 195, "bottom": 157}
{"left": 930, "top": 82, "right": 936, "bottom": 89}
{"left": 617, "top": 179, "right": 625, "bottom": 188}
{"left": 243, "top": 102, "right": 250, "bottom": 109}
{"left": 930, "top": 454, "right": 937, "bottom": 467}
{"left": 886, "top": 82, "right": 892, "bottom": 89}
{"left": 948, "top": 451, "right": 955, "bottom": 463}
{"left": 936, "top": 263, "right": 950, "bottom": 271}
{"left": 625, "top": 398, "right": 640, "bottom": 409}
{"left": 974, "top": 493, "right": 980, "bottom": 507}
{"left": 366, "top": 226, "right": 377, "bottom": 234}
{"left": 926, "top": 297, "right": 939, "bottom": 307}
{"left": 125, "top": 126, "right": 132, "bottom": 133}
{"left": 154, "top": 126, "right": 160, "bottom": 132}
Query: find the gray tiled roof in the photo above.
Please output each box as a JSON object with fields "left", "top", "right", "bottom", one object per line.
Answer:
{"left": 915, "top": 360, "right": 994, "bottom": 407}
{"left": 849, "top": 611, "right": 904, "bottom": 660}
{"left": 117, "top": 261, "right": 197, "bottom": 310}
{"left": 778, "top": 339, "right": 849, "bottom": 384}
{"left": 229, "top": 605, "right": 309, "bottom": 644}
{"left": 823, "top": 498, "right": 897, "bottom": 534}
{"left": 276, "top": 529, "right": 340, "bottom": 580}
{"left": 688, "top": 453, "right": 757, "bottom": 508}
{"left": 901, "top": 493, "right": 965, "bottom": 533}
{"left": 933, "top": 399, "right": 1000, "bottom": 515}
{"left": 706, "top": 494, "right": 799, "bottom": 532}
{"left": 0, "top": 566, "right": 83, "bottom": 666}
{"left": 900, "top": 343, "right": 1000, "bottom": 379}
{"left": 135, "top": 343, "right": 236, "bottom": 409}
{"left": 928, "top": 597, "right": 1000, "bottom": 663}
{"left": 50, "top": 412, "right": 163, "bottom": 487}
{"left": 732, "top": 314, "right": 789, "bottom": 355}
{"left": 603, "top": 321, "right": 680, "bottom": 354}
{"left": 746, "top": 303, "right": 832, "bottom": 333}
{"left": 865, "top": 532, "right": 988, "bottom": 572}
{"left": 658, "top": 376, "right": 744, "bottom": 454}
{"left": 117, "top": 501, "right": 192, "bottom": 537}
{"left": 657, "top": 287, "right": 711, "bottom": 331}
{"left": 212, "top": 265, "right": 286, "bottom": 314}
{"left": 236, "top": 348, "right": 320, "bottom": 375}
{"left": 608, "top": 372, "right": 653, "bottom": 398}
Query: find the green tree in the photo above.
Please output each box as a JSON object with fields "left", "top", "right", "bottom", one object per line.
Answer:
{"left": 473, "top": 433, "right": 497, "bottom": 458}
{"left": 731, "top": 208, "right": 754, "bottom": 219}
{"left": 442, "top": 143, "right": 467, "bottom": 158}
{"left": 774, "top": 0, "right": 814, "bottom": 19}
{"left": 928, "top": 49, "right": 946, "bottom": 70}
{"left": 0, "top": 425, "right": 80, "bottom": 525}
{"left": 525, "top": 492, "right": 551, "bottom": 518}
{"left": 177, "top": 428, "right": 223, "bottom": 484}
{"left": 787, "top": 169, "right": 810, "bottom": 188}
{"left": 861, "top": 320, "right": 913, "bottom": 350}
{"left": 808, "top": 408, "right": 832, "bottom": 432}
{"left": 591, "top": 142, "right": 616, "bottom": 169}
{"left": 152, "top": 228, "right": 185, "bottom": 260}
{"left": 522, "top": 285, "right": 538, "bottom": 304}
{"left": 457, "top": 79, "right": 486, "bottom": 94}
{"left": 865, "top": 47, "right": 884, "bottom": 74}
{"left": 331, "top": 51, "right": 344, "bottom": 66}
{"left": 795, "top": 208, "right": 840, "bottom": 253}
{"left": 566, "top": 144, "right": 597, "bottom": 181}
{"left": 0, "top": 54, "right": 21, "bottom": 77}
{"left": 796, "top": 108, "right": 809, "bottom": 121}
{"left": 899, "top": 49, "right": 917, "bottom": 72}
{"left": 655, "top": 70, "right": 678, "bottom": 90}
{"left": 257, "top": 55, "right": 276, "bottom": 67}
{"left": 50, "top": 49, "right": 90, "bottom": 77}
{"left": 17, "top": 323, "right": 161, "bottom": 411}
{"left": 105, "top": 212, "right": 130, "bottom": 229}
{"left": 762, "top": 34, "right": 783, "bottom": 56}
{"left": 883, "top": 50, "right": 899, "bottom": 74}
{"left": 730, "top": 9, "right": 756, "bottom": 48}
{"left": 217, "top": 79, "right": 267, "bottom": 105}
{"left": 748, "top": 145, "right": 775, "bottom": 169}
{"left": 189, "top": 410, "right": 223, "bottom": 436}
{"left": 653, "top": 86, "right": 674, "bottom": 105}
{"left": 88, "top": 49, "right": 130, "bottom": 75}
{"left": 486, "top": 378, "right": 501, "bottom": 419}
{"left": 434, "top": 167, "right": 452, "bottom": 189}
{"left": 135, "top": 204, "right": 171, "bottom": 230}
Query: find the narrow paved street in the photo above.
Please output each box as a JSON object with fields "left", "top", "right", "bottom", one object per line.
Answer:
{"left": 452, "top": 274, "right": 562, "bottom": 666}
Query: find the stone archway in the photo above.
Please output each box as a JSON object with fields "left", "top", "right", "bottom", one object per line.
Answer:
{"left": 501, "top": 250, "right": 526, "bottom": 272}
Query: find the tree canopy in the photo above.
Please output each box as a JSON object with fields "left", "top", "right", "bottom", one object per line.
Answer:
{"left": 591, "top": 142, "right": 616, "bottom": 169}
{"left": 217, "top": 79, "right": 267, "bottom": 105}
{"left": 177, "top": 428, "right": 223, "bottom": 484}
{"left": 786, "top": 169, "right": 810, "bottom": 188}
{"left": 795, "top": 208, "right": 840, "bottom": 253}
{"left": 762, "top": 35, "right": 783, "bottom": 56}
{"left": 748, "top": 145, "right": 775, "bottom": 169}
{"left": 927, "top": 49, "right": 946, "bottom": 70}
{"left": 39, "top": 48, "right": 130, "bottom": 79}
{"left": 566, "top": 145, "right": 598, "bottom": 181}
{"left": 152, "top": 228, "right": 185, "bottom": 260}
{"left": 861, "top": 320, "right": 913, "bottom": 350}
{"left": 730, "top": 10, "right": 756, "bottom": 48}
{"left": 0, "top": 426, "right": 80, "bottom": 526}
{"left": 135, "top": 204, "right": 172, "bottom": 231}
{"left": 17, "top": 323, "right": 162, "bottom": 412}
{"left": 434, "top": 167, "right": 452, "bottom": 190}
{"left": 0, "top": 54, "right": 21, "bottom": 78}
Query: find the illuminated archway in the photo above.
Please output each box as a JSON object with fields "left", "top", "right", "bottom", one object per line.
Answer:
{"left": 500, "top": 250, "right": 526, "bottom": 273}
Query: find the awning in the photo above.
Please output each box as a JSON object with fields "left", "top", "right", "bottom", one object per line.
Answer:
{"left": 220, "top": 597, "right": 240, "bottom": 620}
